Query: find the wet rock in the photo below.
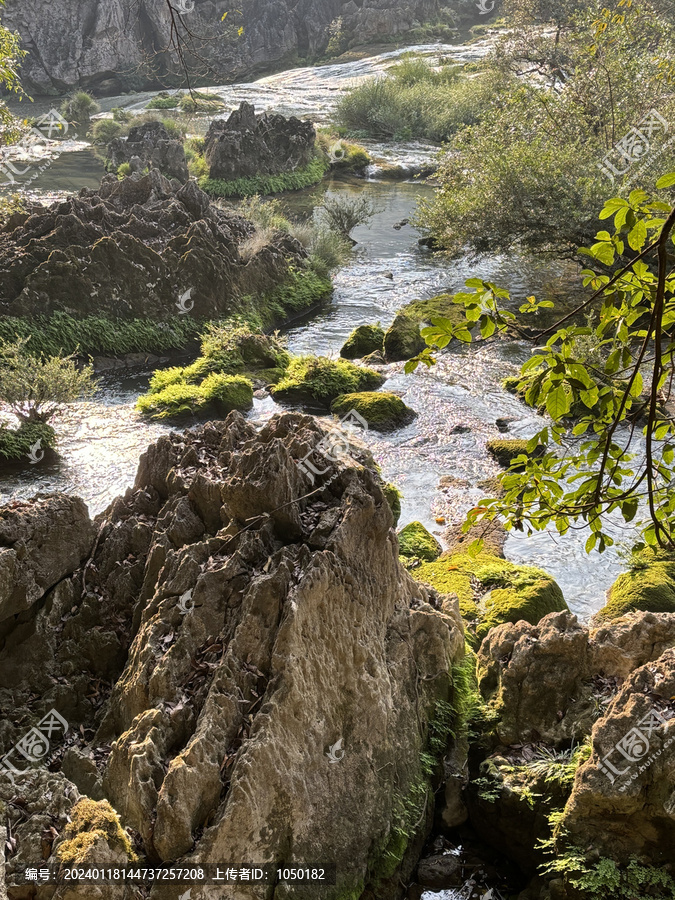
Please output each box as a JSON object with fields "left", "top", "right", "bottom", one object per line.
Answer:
{"left": 331, "top": 390, "right": 417, "bottom": 432}
{"left": 384, "top": 311, "right": 426, "bottom": 362}
{"left": 0, "top": 494, "right": 95, "bottom": 625}
{"left": 0, "top": 170, "right": 305, "bottom": 321}
{"left": 340, "top": 324, "right": 385, "bottom": 360}
{"left": 204, "top": 102, "right": 315, "bottom": 181}
{"left": 107, "top": 120, "right": 189, "bottom": 181}
{"left": 416, "top": 852, "right": 461, "bottom": 888}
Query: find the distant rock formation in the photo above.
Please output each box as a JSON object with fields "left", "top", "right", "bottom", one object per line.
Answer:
{"left": 0, "top": 169, "right": 305, "bottom": 320}
{"left": 204, "top": 102, "right": 316, "bottom": 181}
{"left": 3, "top": 0, "right": 444, "bottom": 95}
{"left": 107, "top": 120, "right": 189, "bottom": 182}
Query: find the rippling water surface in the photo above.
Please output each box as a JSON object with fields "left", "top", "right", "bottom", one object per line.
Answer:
{"left": 0, "top": 43, "right": 634, "bottom": 618}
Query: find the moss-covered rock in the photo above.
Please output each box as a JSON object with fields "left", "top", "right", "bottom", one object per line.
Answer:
{"left": 340, "top": 324, "right": 385, "bottom": 359}
{"left": 383, "top": 482, "right": 402, "bottom": 526}
{"left": 414, "top": 553, "right": 567, "bottom": 647}
{"left": 398, "top": 521, "right": 442, "bottom": 562}
{"left": 271, "top": 356, "right": 385, "bottom": 409}
{"left": 331, "top": 391, "right": 416, "bottom": 431}
{"left": 383, "top": 312, "right": 426, "bottom": 362}
{"left": 0, "top": 421, "right": 56, "bottom": 463}
{"left": 595, "top": 550, "right": 675, "bottom": 621}
{"left": 200, "top": 325, "right": 291, "bottom": 374}
{"left": 57, "top": 799, "right": 136, "bottom": 866}
{"left": 136, "top": 372, "right": 253, "bottom": 420}
{"left": 486, "top": 438, "right": 530, "bottom": 469}
{"left": 383, "top": 294, "right": 466, "bottom": 362}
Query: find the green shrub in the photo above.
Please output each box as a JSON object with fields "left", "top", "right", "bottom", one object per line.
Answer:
{"left": 336, "top": 63, "right": 496, "bottom": 142}
{"left": 272, "top": 356, "right": 385, "bottom": 408}
{"left": 60, "top": 92, "right": 100, "bottom": 129}
{"left": 117, "top": 162, "right": 132, "bottom": 178}
{"left": 111, "top": 107, "right": 132, "bottom": 124}
{"left": 146, "top": 93, "right": 180, "bottom": 109}
{"left": 178, "top": 91, "right": 224, "bottom": 112}
{"left": 91, "top": 119, "right": 123, "bottom": 144}
{"left": 0, "top": 421, "right": 56, "bottom": 462}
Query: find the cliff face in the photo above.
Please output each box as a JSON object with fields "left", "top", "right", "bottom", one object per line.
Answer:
{"left": 3, "top": 0, "right": 442, "bottom": 95}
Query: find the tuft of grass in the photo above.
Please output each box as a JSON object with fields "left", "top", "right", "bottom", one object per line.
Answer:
{"left": 199, "top": 156, "right": 329, "bottom": 198}
{"left": 0, "top": 314, "right": 200, "bottom": 357}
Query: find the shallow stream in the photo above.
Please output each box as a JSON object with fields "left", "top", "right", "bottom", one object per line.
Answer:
{"left": 0, "top": 41, "right": 635, "bottom": 618}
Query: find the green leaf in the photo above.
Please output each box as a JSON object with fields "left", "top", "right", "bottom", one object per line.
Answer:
{"left": 546, "top": 385, "right": 572, "bottom": 419}
{"left": 627, "top": 219, "right": 648, "bottom": 251}
{"left": 656, "top": 172, "right": 675, "bottom": 189}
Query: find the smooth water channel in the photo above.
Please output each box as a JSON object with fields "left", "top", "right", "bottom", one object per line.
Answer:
{"left": 0, "top": 41, "right": 635, "bottom": 618}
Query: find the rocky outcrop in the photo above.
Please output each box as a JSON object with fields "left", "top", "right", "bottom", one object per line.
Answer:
{"left": 0, "top": 495, "right": 95, "bottom": 626}
{"left": 3, "top": 0, "right": 444, "bottom": 95}
{"left": 467, "top": 610, "right": 675, "bottom": 891}
{"left": 0, "top": 412, "right": 465, "bottom": 898}
{"left": 204, "top": 102, "right": 316, "bottom": 181}
{"left": 107, "top": 120, "right": 189, "bottom": 181}
{"left": 0, "top": 169, "right": 305, "bottom": 320}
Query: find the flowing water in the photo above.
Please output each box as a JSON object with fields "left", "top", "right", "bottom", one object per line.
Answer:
{"left": 0, "top": 41, "right": 635, "bottom": 618}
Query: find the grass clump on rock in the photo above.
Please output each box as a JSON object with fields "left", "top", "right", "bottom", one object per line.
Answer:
{"left": 331, "top": 391, "right": 416, "bottom": 431}
{"left": 199, "top": 156, "right": 329, "bottom": 199}
{"left": 398, "top": 521, "right": 442, "bottom": 562}
{"left": 272, "top": 356, "right": 384, "bottom": 408}
{"left": 341, "top": 324, "right": 385, "bottom": 359}
{"left": 414, "top": 552, "right": 567, "bottom": 647}
{"left": 595, "top": 550, "right": 675, "bottom": 621}
{"left": 137, "top": 372, "right": 253, "bottom": 421}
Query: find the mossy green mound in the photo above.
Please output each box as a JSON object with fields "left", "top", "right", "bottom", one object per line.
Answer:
{"left": 383, "top": 482, "right": 402, "bottom": 526}
{"left": 137, "top": 372, "right": 253, "bottom": 421}
{"left": 414, "top": 552, "right": 567, "bottom": 647}
{"left": 383, "top": 312, "right": 425, "bottom": 362}
{"left": 398, "top": 521, "right": 442, "bottom": 562}
{"left": 331, "top": 391, "right": 416, "bottom": 432}
{"left": 57, "top": 799, "right": 136, "bottom": 866}
{"left": 199, "top": 326, "right": 290, "bottom": 374}
{"left": 271, "top": 356, "right": 385, "bottom": 409}
{"left": 596, "top": 550, "right": 675, "bottom": 621}
{"left": 383, "top": 294, "right": 465, "bottom": 362}
{"left": 0, "top": 422, "right": 56, "bottom": 463}
{"left": 486, "top": 438, "right": 530, "bottom": 469}
{"left": 340, "top": 324, "right": 385, "bottom": 359}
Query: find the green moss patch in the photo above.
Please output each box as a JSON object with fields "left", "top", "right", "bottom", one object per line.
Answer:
{"left": 486, "top": 438, "right": 530, "bottom": 469}
{"left": 272, "top": 356, "right": 385, "bottom": 409}
{"left": 596, "top": 550, "right": 675, "bottom": 621}
{"left": 331, "top": 391, "right": 416, "bottom": 432}
{"left": 383, "top": 482, "right": 402, "bottom": 526}
{"left": 340, "top": 324, "right": 385, "bottom": 359}
{"left": 414, "top": 552, "right": 567, "bottom": 646}
{"left": 137, "top": 372, "right": 253, "bottom": 421}
{"left": 398, "top": 521, "right": 442, "bottom": 562}
{"left": 384, "top": 312, "right": 425, "bottom": 362}
{"left": 57, "top": 799, "right": 136, "bottom": 865}
{"left": 0, "top": 422, "right": 56, "bottom": 463}
{"left": 199, "top": 156, "right": 329, "bottom": 198}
